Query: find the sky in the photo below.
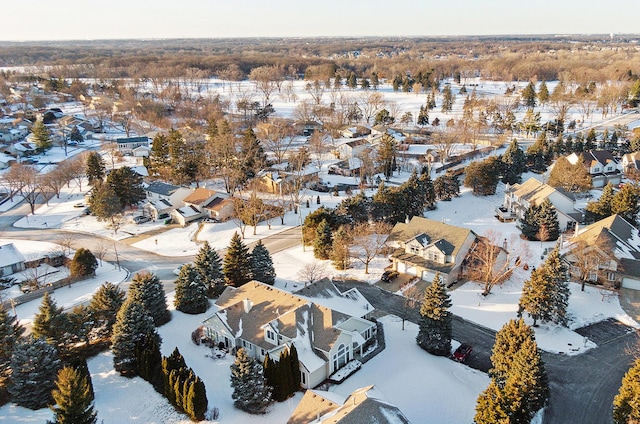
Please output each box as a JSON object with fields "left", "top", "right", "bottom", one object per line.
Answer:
{"left": 0, "top": 0, "right": 637, "bottom": 41}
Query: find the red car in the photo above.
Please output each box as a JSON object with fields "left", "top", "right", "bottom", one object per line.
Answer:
{"left": 451, "top": 343, "right": 473, "bottom": 363}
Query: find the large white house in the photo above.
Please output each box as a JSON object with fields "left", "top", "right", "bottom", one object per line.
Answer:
{"left": 202, "top": 281, "right": 377, "bottom": 389}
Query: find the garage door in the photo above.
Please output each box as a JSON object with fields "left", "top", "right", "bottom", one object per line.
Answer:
{"left": 421, "top": 270, "right": 436, "bottom": 282}
{"left": 397, "top": 262, "right": 406, "bottom": 273}
{"left": 406, "top": 266, "right": 417, "bottom": 276}
{"left": 622, "top": 277, "right": 640, "bottom": 290}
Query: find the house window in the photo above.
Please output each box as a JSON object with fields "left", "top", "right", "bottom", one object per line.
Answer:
{"left": 260, "top": 348, "right": 266, "bottom": 356}
{"left": 332, "top": 343, "right": 350, "bottom": 371}
{"left": 363, "top": 328, "right": 371, "bottom": 340}
{"left": 607, "top": 272, "right": 616, "bottom": 281}
{"left": 266, "top": 330, "right": 275, "bottom": 341}
{"left": 300, "top": 371, "right": 306, "bottom": 385}
{"left": 593, "top": 167, "right": 600, "bottom": 173}
{"left": 410, "top": 246, "right": 419, "bottom": 255}
{"left": 242, "top": 340, "right": 252, "bottom": 350}
{"left": 588, "top": 272, "right": 598, "bottom": 282}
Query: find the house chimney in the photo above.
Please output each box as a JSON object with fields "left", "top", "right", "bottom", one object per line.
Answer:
{"left": 243, "top": 298, "right": 252, "bottom": 313}
{"left": 574, "top": 223, "right": 579, "bottom": 237}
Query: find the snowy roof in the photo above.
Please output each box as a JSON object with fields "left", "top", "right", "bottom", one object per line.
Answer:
{"left": 175, "top": 205, "right": 201, "bottom": 217}
{"left": 294, "top": 278, "right": 374, "bottom": 319}
{"left": 571, "top": 214, "right": 640, "bottom": 261}
{"left": 289, "top": 385, "right": 411, "bottom": 424}
{"left": 390, "top": 217, "right": 474, "bottom": 259}
{"left": 145, "top": 181, "right": 180, "bottom": 196}
{"left": 0, "top": 243, "right": 26, "bottom": 268}
{"left": 508, "top": 177, "right": 575, "bottom": 205}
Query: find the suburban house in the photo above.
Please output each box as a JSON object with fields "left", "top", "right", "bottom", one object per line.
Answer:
{"left": 497, "top": 177, "right": 581, "bottom": 231}
{"left": 171, "top": 187, "right": 232, "bottom": 225}
{"left": 341, "top": 126, "right": 371, "bottom": 139}
{"left": 145, "top": 181, "right": 192, "bottom": 206}
{"left": 0, "top": 243, "right": 26, "bottom": 277}
{"left": 171, "top": 205, "right": 202, "bottom": 226}
{"left": 288, "top": 385, "right": 410, "bottom": 424}
{"left": 328, "top": 158, "right": 362, "bottom": 177}
{"left": 202, "top": 281, "right": 377, "bottom": 390}
{"left": 621, "top": 151, "right": 640, "bottom": 175}
{"left": 0, "top": 153, "right": 17, "bottom": 170}
{"left": 203, "top": 197, "right": 235, "bottom": 222}
{"left": 295, "top": 120, "right": 324, "bottom": 136}
{"left": 562, "top": 214, "right": 640, "bottom": 290}
{"left": 566, "top": 150, "right": 623, "bottom": 188}
{"left": 386, "top": 216, "right": 481, "bottom": 285}
{"left": 293, "top": 278, "right": 374, "bottom": 320}
{"left": 336, "top": 138, "right": 370, "bottom": 159}
{"left": 116, "top": 136, "right": 150, "bottom": 155}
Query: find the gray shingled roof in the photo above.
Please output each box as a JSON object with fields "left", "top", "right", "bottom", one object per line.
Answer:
{"left": 146, "top": 181, "right": 180, "bottom": 196}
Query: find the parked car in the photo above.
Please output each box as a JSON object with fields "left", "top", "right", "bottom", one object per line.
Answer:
{"left": 157, "top": 212, "right": 170, "bottom": 220}
{"left": 451, "top": 343, "right": 473, "bottom": 363}
{"left": 381, "top": 270, "right": 399, "bottom": 282}
{"left": 73, "top": 202, "right": 85, "bottom": 208}
{"left": 133, "top": 215, "right": 151, "bottom": 224}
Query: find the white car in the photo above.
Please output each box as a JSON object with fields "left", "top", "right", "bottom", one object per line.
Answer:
{"left": 173, "top": 264, "right": 186, "bottom": 276}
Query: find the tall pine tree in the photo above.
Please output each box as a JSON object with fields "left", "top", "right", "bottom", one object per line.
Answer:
{"left": 416, "top": 273, "right": 452, "bottom": 356}
{"left": 0, "top": 305, "right": 24, "bottom": 400}
{"left": 313, "top": 219, "right": 333, "bottom": 260}
{"left": 49, "top": 366, "right": 97, "bottom": 424}
{"left": 88, "top": 282, "right": 125, "bottom": 341}
{"left": 111, "top": 300, "right": 161, "bottom": 376}
{"left": 174, "top": 264, "right": 209, "bottom": 314}
{"left": 9, "top": 335, "right": 61, "bottom": 409}
{"left": 223, "top": 232, "right": 252, "bottom": 287}
{"left": 250, "top": 240, "right": 276, "bottom": 285}
{"left": 230, "top": 348, "right": 272, "bottom": 414}
{"left": 193, "top": 241, "right": 225, "bottom": 298}
{"left": 128, "top": 272, "right": 171, "bottom": 326}
{"left": 32, "top": 292, "right": 68, "bottom": 354}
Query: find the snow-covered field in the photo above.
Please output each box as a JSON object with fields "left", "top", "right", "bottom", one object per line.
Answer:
{"left": 2, "top": 77, "right": 640, "bottom": 422}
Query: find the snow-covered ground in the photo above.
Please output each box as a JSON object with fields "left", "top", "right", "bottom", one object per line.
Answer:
{"left": 2, "top": 77, "right": 640, "bottom": 422}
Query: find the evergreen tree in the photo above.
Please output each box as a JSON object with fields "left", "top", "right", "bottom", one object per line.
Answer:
{"left": 378, "top": 133, "right": 398, "bottom": 179}
{"left": 522, "top": 82, "right": 537, "bottom": 108}
{"left": 507, "top": 336, "right": 549, "bottom": 420}
{"left": 547, "top": 156, "right": 592, "bottom": 192}
{"left": 128, "top": 271, "right": 171, "bottom": 326}
{"left": 585, "top": 182, "right": 615, "bottom": 222}
{"left": 49, "top": 366, "right": 97, "bottom": 424}
{"left": 185, "top": 375, "right": 208, "bottom": 421}
{"left": 193, "top": 241, "right": 225, "bottom": 298}
{"left": 223, "top": 232, "right": 252, "bottom": 287}
{"left": 250, "top": 240, "right": 276, "bottom": 285}
{"left": 230, "top": 348, "right": 272, "bottom": 414}
{"left": 520, "top": 268, "right": 554, "bottom": 326}
{"left": 537, "top": 198, "right": 560, "bottom": 241}
{"left": 69, "top": 248, "right": 98, "bottom": 278}
{"left": 537, "top": 80, "right": 550, "bottom": 105}
{"left": 474, "top": 380, "right": 510, "bottom": 424}
{"left": 330, "top": 225, "right": 352, "bottom": 270}
{"left": 0, "top": 305, "right": 24, "bottom": 399}
{"left": 434, "top": 174, "right": 460, "bottom": 201}
{"left": 88, "top": 282, "right": 125, "bottom": 340}
{"left": 417, "top": 105, "right": 429, "bottom": 126}
{"left": 611, "top": 184, "right": 640, "bottom": 226}
{"left": 106, "top": 166, "right": 145, "bottom": 209}
{"left": 135, "top": 330, "right": 163, "bottom": 392}
{"left": 416, "top": 274, "right": 452, "bottom": 356}
{"left": 88, "top": 183, "right": 124, "bottom": 228}
{"left": 489, "top": 319, "right": 535, "bottom": 385}
{"left": 111, "top": 300, "right": 161, "bottom": 376}
{"left": 32, "top": 292, "right": 68, "bottom": 351}
{"left": 519, "top": 203, "right": 541, "bottom": 241}
{"left": 441, "top": 84, "right": 454, "bottom": 113}
{"left": 313, "top": 219, "right": 333, "bottom": 260}
{"left": 162, "top": 347, "right": 187, "bottom": 401}
{"left": 464, "top": 157, "right": 501, "bottom": 195}
{"left": 289, "top": 343, "right": 301, "bottom": 390}
{"left": 9, "top": 335, "right": 61, "bottom": 409}
{"left": 501, "top": 139, "right": 526, "bottom": 185}
{"left": 614, "top": 359, "right": 640, "bottom": 424}
{"left": 31, "top": 120, "right": 52, "bottom": 152}
{"left": 347, "top": 72, "right": 357, "bottom": 89}
{"left": 69, "top": 125, "right": 84, "bottom": 143}
{"left": 174, "top": 264, "right": 209, "bottom": 314}
{"left": 541, "top": 247, "right": 570, "bottom": 326}
{"left": 85, "top": 151, "right": 105, "bottom": 186}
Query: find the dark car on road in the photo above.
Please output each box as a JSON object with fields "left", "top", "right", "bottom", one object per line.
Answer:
{"left": 381, "top": 270, "right": 399, "bottom": 282}
{"left": 451, "top": 343, "right": 473, "bottom": 363}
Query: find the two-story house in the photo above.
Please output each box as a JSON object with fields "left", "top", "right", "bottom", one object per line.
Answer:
{"left": 116, "top": 136, "right": 150, "bottom": 155}
{"left": 562, "top": 214, "right": 640, "bottom": 290}
{"left": 386, "top": 216, "right": 479, "bottom": 285}
{"left": 202, "top": 281, "right": 377, "bottom": 389}
{"left": 621, "top": 151, "right": 640, "bottom": 175}
{"left": 497, "top": 177, "right": 581, "bottom": 231}
{"left": 171, "top": 188, "right": 232, "bottom": 226}
{"left": 566, "top": 150, "right": 622, "bottom": 188}
{"left": 143, "top": 181, "right": 192, "bottom": 220}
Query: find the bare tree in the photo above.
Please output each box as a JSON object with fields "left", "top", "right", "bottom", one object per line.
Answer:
{"left": 358, "top": 91, "right": 386, "bottom": 124}
{"left": 57, "top": 233, "right": 76, "bottom": 256}
{"left": 256, "top": 119, "right": 294, "bottom": 165}
{"left": 297, "top": 262, "right": 329, "bottom": 287}
{"left": 564, "top": 237, "right": 614, "bottom": 291}
{"left": 349, "top": 222, "right": 392, "bottom": 274}
{"left": 249, "top": 65, "right": 283, "bottom": 106}
{"left": 94, "top": 240, "right": 110, "bottom": 267}
{"left": 401, "top": 285, "right": 421, "bottom": 331}
{"left": 9, "top": 164, "right": 41, "bottom": 215}
{"left": 464, "top": 231, "right": 529, "bottom": 296}
{"left": 431, "top": 130, "right": 458, "bottom": 164}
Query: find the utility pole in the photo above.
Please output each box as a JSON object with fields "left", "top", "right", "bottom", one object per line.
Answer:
{"left": 113, "top": 241, "right": 121, "bottom": 271}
